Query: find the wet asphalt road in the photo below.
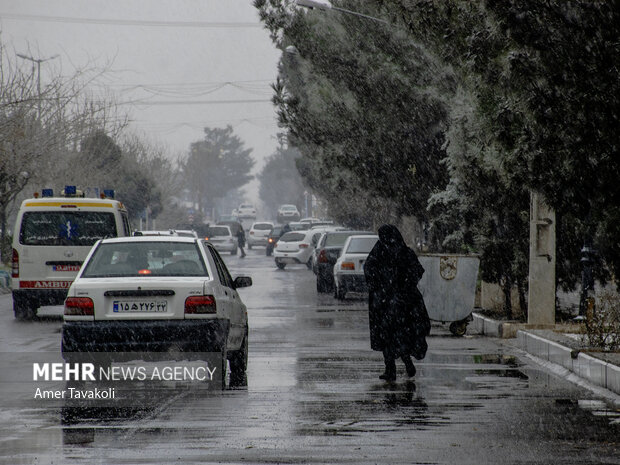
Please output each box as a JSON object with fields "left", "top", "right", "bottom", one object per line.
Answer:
{"left": 0, "top": 247, "right": 619, "bottom": 464}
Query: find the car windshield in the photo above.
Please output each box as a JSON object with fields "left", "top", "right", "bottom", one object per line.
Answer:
{"left": 209, "top": 227, "right": 230, "bottom": 237}
{"left": 279, "top": 232, "right": 305, "bottom": 242}
{"left": 253, "top": 223, "right": 272, "bottom": 230}
{"left": 20, "top": 211, "right": 117, "bottom": 246}
{"left": 81, "top": 241, "right": 208, "bottom": 278}
{"left": 346, "top": 237, "right": 379, "bottom": 254}
{"left": 281, "top": 205, "right": 296, "bottom": 211}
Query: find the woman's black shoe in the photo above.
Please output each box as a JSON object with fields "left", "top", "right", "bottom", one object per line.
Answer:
{"left": 379, "top": 371, "right": 396, "bottom": 381}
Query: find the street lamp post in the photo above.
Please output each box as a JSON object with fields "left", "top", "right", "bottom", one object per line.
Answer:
{"left": 295, "top": 0, "right": 389, "bottom": 24}
{"left": 16, "top": 53, "right": 59, "bottom": 118}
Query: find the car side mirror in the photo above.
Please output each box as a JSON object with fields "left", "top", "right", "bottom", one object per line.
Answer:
{"left": 233, "top": 276, "right": 252, "bottom": 289}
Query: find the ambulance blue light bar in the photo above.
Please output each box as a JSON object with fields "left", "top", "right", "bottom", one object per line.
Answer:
{"left": 41, "top": 189, "right": 54, "bottom": 197}
{"left": 64, "top": 185, "right": 77, "bottom": 196}
{"left": 103, "top": 189, "right": 115, "bottom": 199}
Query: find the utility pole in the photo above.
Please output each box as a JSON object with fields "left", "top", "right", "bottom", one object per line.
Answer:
{"left": 16, "top": 53, "right": 59, "bottom": 118}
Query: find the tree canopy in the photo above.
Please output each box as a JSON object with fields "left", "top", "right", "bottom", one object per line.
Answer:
{"left": 256, "top": 0, "right": 620, "bottom": 305}
{"left": 183, "top": 125, "right": 255, "bottom": 217}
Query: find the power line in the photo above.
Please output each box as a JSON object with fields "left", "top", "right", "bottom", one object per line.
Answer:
{"left": 0, "top": 12, "right": 264, "bottom": 28}
{"left": 122, "top": 98, "right": 272, "bottom": 106}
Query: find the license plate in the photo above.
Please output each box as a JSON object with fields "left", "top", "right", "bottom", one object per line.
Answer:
{"left": 113, "top": 300, "right": 167, "bottom": 313}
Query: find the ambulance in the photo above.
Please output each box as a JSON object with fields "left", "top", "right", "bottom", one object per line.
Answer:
{"left": 11, "top": 186, "right": 131, "bottom": 319}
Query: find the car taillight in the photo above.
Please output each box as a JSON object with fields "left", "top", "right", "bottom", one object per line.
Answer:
{"left": 318, "top": 249, "right": 328, "bottom": 263}
{"left": 299, "top": 243, "right": 309, "bottom": 249}
{"left": 11, "top": 249, "right": 19, "bottom": 278}
{"left": 185, "top": 295, "right": 216, "bottom": 314}
{"left": 250, "top": 231, "right": 254, "bottom": 235}
{"left": 341, "top": 262, "right": 355, "bottom": 270}
{"left": 64, "top": 297, "right": 94, "bottom": 316}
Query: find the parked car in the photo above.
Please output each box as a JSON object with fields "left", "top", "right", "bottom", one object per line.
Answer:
{"left": 265, "top": 225, "right": 285, "bottom": 256}
{"left": 237, "top": 203, "right": 257, "bottom": 218}
{"left": 277, "top": 204, "right": 300, "bottom": 223}
{"left": 61, "top": 236, "right": 252, "bottom": 387}
{"left": 315, "top": 230, "right": 375, "bottom": 293}
{"left": 287, "top": 221, "right": 310, "bottom": 231}
{"left": 247, "top": 221, "right": 274, "bottom": 249}
{"left": 134, "top": 230, "right": 178, "bottom": 237}
{"left": 273, "top": 230, "right": 315, "bottom": 269}
{"left": 333, "top": 235, "right": 379, "bottom": 300}
{"left": 206, "top": 225, "right": 238, "bottom": 255}
{"left": 174, "top": 229, "right": 199, "bottom": 238}
{"left": 309, "top": 226, "right": 346, "bottom": 274}
{"left": 217, "top": 219, "right": 243, "bottom": 235}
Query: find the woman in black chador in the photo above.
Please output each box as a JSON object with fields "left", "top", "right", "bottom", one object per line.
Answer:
{"left": 364, "top": 224, "right": 431, "bottom": 381}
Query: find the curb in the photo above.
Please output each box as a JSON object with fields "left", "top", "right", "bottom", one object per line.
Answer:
{"left": 472, "top": 312, "right": 620, "bottom": 396}
{"left": 516, "top": 330, "right": 620, "bottom": 396}
{"left": 471, "top": 312, "right": 526, "bottom": 338}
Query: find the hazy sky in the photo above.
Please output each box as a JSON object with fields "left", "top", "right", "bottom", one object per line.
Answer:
{"left": 0, "top": 0, "right": 282, "bottom": 199}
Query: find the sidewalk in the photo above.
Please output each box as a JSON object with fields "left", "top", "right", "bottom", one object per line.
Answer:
{"left": 472, "top": 312, "right": 620, "bottom": 396}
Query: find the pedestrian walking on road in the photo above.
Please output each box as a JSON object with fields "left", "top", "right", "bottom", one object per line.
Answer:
{"left": 363, "top": 224, "right": 431, "bottom": 381}
{"left": 236, "top": 226, "right": 247, "bottom": 258}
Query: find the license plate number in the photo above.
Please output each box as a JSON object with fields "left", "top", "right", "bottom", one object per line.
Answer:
{"left": 113, "top": 301, "right": 167, "bottom": 313}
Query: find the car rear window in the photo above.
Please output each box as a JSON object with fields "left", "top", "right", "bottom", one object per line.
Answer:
{"left": 81, "top": 241, "right": 208, "bottom": 278}
{"left": 324, "top": 232, "right": 359, "bottom": 247}
{"left": 253, "top": 223, "right": 272, "bottom": 230}
{"left": 279, "top": 232, "right": 306, "bottom": 242}
{"left": 209, "top": 227, "right": 230, "bottom": 236}
{"left": 20, "top": 211, "right": 117, "bottom": 246}
{"left": 346, "top": 237, "right": 379, "bottom": 254}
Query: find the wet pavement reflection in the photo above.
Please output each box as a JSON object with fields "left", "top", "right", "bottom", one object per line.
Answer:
{"left": 0, "top": 249, "right": 618, "bottom": 464}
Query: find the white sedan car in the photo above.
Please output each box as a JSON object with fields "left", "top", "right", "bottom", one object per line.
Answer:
{"left": 237, "top": 203, "right": 257, "bottom": 218}
{"left": 61, "top": 236, "right": 252, "bottom": 386}
{"left": 277, "top": 204, "right": 300, "bottom": 223}
{"left": 273, "top": 229, "right": 314, "bottom": 269}
{"left": 206, "top": 225, "right": 238, "bottom": 255}
{"left": 247, "top": 221, "right": 274, "bottom": 248}
{"left": 333, "top": 234, "right": 379, "bottom": 300}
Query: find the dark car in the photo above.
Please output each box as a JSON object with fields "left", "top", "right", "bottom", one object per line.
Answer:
{"left": 217, "top": 219, "right": 243, "bottom": 235}
{"left": 315, "top": 230, "right": 374, "bottom": 293}
{"left": 265, "top": 225, "right": 285, "bottom": 256}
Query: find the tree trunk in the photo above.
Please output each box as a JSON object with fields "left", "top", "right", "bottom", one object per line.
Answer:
{"left": 517, "top": 280, "right": 527, "bottom": 320}
{"left": 502, "top": 277, "right": 513, "bottom": 320}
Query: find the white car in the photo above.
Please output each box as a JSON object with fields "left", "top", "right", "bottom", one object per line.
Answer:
{"left": 277, "top": 204, "right": 300, "bottom": 223}
{"left": 206, "top": 225, "right": 238, "bottom": 255}
{"left": 273, "top": 229, "right": 315, "bottom": 269}
{"left": 247, "top": 221, "right": 274, "bottom": 248}
{"left": 61, "top": 236, "right": 252, "bottom": 386}
{"left": 333, "top": 235, "right": 379, "bottom": 300}
{"left": 134, "top": 230, "right": 198, "bottom": 238}
{"left": 237, "top": 203, "right": 257, "bottom": 218}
